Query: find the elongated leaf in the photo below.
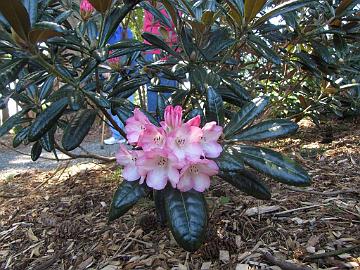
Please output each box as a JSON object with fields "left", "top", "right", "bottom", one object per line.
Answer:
{"left": 157, "top": 93, "right": 168, "bottom": 121}
{"left": 206, "top": 86, "right": 224, "bottom": 125}
{"left": 141, "top": 2, "right": 172, "bottom": 29}
{"left": 253, "top": 0, "right": 315, "bottom": 28}
{"left": 62, "top": 109, "right": 97, "bottom": 151}
{"left": 164, "top": 187, "right": 208, "bottom": 252}
{"left": 13, "top": 126, "right": 30, "bottom": 148}
{"left": 336, "top": 0, "right": 360, "bottom": 17}
{"left": 248, "top": 35, "right": 281, "bottom": 65}
{"left": 85, "top": 91, "right": 110, "bottom": 108}
{"left": 244, "top": 0, "right": 266, "bottom": 23}
{"left": 216, "top": 147, "right": 245, "bottom": 172}
{"left": 28, "top": 98, "right": 68, "bottom": 142}
{"left": 100, "top": 2, "right": 139, "bottom": 46}
{"left": 109, "top": 181, "right": 149, "bottom": 222}
{"left": 224, "top": 96, "right": 269, "bottom": 138}
{"left": 0, "top": 0, "right": 30, "bottom": 41}
{"left": 88, "top": 0, "right": 112, "bottom": 13}
{"left": 110, "top": 77, "right": 149, "bottom": 98}
{"left": 142, "top": 32, "right": 181, "bottom": 58}
{"left": 232, "top": 119, "right": 298, "bottom": 141}
{"left": 234, "top": 145, "right": 311, "bottom": 186}
{"left": 21, "top": 0, "right": 37, "bottom": 26}
{"left": 40, "top": 128, "right": 56, "bottom": 152}
{"left": 31, "top": 141, "right": 42, "bottom": 161}
{"left": 0, "top": 108, "right": 29, "bottom": 137}
{"left": 219, "top": 170, "right": 271, "bottom": 200}
{"left": 39, "top": 76, "right": 55, "bottom": 101}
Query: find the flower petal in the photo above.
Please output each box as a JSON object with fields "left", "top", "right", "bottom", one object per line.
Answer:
{"left": 193, "top": 173, "right": 210, "bottom": 192}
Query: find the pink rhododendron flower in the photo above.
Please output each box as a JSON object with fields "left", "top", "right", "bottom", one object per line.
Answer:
{"left": 177, "top": 159, "right": 219, "bottom": 192}
{"left": 136, "top": 149, "right": 183, "bottom": 190}
{"left": 125, "top": 108, "right": 151, "bottom": 144}
{"left": 138, "top": 124, "right": 166, "bottom": 151}
{"left": 162, "top": 105, "right": 183, "bottom": 131}
{"left": 80, "top": 0, "right": 94, "bottom": 20}
{"left": 166, "top": 124, "right": 203, "bottom": 162}
{"left": 117, "top": 105, "right": 223, "bottom": 192}
{"left": 200, "top": 122, "right": 223, "bottom": 158}
{"left": 116, "top": 144, "right": 142, "bottom": 181}
{"left": 185, "top": 115, "right": 201, "bottom": 127}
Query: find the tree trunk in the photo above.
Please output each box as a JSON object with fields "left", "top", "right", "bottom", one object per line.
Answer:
{"left": 1, "top": 106, "right": 9, "bottom": 126}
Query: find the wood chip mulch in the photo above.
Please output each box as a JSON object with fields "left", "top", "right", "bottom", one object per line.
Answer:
{"left": 1, "top": 119, "right": 359, "bottom": 270}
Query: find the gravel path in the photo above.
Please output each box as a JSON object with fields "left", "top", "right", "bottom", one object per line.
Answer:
{"left": 0, "top": 139, "right": 119, "bottom": 180}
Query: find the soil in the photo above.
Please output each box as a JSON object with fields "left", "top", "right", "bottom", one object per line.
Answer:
{"left": 0, "top": 119, "right": 359, "bottom": 270}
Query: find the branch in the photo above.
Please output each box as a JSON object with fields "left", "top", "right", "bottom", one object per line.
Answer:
{"left": 261, "top": 252, "right": 313, "bottom": 270}
{"left": 304, "top": 245, "right": 360, "bottom": 261}
{"left": 54, "top": 142, "right": 116, "bottom": 163}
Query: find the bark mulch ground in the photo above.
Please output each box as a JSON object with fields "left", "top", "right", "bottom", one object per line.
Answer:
{"left": 0, "top": 119, "right": 359, "bottom": 270}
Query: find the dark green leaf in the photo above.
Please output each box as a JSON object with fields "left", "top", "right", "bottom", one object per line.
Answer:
{"left": 142, "top": 32, "right": 181, "bottom": 58}
{"left": 0, "top": 0, "right": 30, "bottom": 41}
{"left": 157, "top": 93, "right": 168, "bottom": 121}
{"left": 110, "top": 77, "right": 149, "bottom": 98}
{"left": 99, "top": 2, "right": 139, "bottom": 46}
{"left": 39, "top": 76, "right": 55, "bottom": 101}
{"left": 164, "top": 187, "right": 208, "bottom": 252}
{"left": 232, "top": 119, "right": 299, "bottom": 141}
{"left": 62, "top": 109, "right": 97, "bottom": 151}
{"left": 219, "top": 170, "right": 271, "bottom": 200}
{"left": 85, "top": 91, "right": 110, "bottom": 108}
{"left": 224, "top": 96, "right": 269, "bottom": 138}
{"left": 40, "top": 127, "right": 56, "bottom": 152}
{"left": 216, "top": 147, "right": 245, "bottom": 172}
{"left": 0, "top": 108, "right": 29, "bottom": 137}
{"left": 254, "top": 0, "right": 315, "bottom": 28}
{"left": 109, "top": 181, "right": 150, "bottom": 222}
{"left": 21, "top": 0, "right": 37, "bottom": 26}
{"left": 88, "top": 0, "right": 112, "bottom": 13}
{"left": 13, "top": 126, "right": 30, "bottom": 148}
{"left": 234, "top": 145, "right": 311, "bottom": 186}
{"left": 31, "top": 141, "right": 42, "bottom": 161}
{"left": 28, "top": 98, "right": 68, "bottom": 142}
{"left": 248, "top": 35, "right": 281, "bottom": 65}
{"left": 206, "top": 86, "right": 224, "bottom": 125}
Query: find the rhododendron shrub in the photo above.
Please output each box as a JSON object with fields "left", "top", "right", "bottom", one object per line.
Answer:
{"left": 0, "top": 0, "right": 317, "bottom": 252}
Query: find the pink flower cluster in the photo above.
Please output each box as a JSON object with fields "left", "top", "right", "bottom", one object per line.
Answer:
{"left": 80, "top": 0, "right": 94, "bottom": 20}
{"left": 116, "top": 106, "right": 223, "bottom": 192}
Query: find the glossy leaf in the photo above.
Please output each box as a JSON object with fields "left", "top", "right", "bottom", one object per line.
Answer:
{"left": 219, "top": 170, "right": 271, "bottom": 200}
{"left": 62, "top": 109, "right": 97, "bottom": 151}
{"left": 164, "top": 187, "right": 208, "bottom": 252}
{"left": 110, "top": 77, "right": 149, "bottom": 98}
{"left": 88, "top": 0, "right": 112, "bottom": 13}
{"left": 248, "top": 35, "right": 281, "bottom": 65}
{"left": 109, "top": 181, "right": 150, "bottom": 222}
{"left": 99, "top": 2, "right": 139, "bottom": 46}
{"left": 0, "top": 0, "right": 30, "bottom": 42}
{"left": 31, "top": 141, "right": 42, "bottom": 161}
{"left": 234, "top": 145, "right": 311, "bottom": 186}
{"left": 0, "top": 108, "right": 29, "bottom": 137}
{"left": 39, "top": 76, "right": 55, "bottom": 101}
{"left": 224, "top": 96, "right": 269, "bottom": 138}
{"left": 13, "top": 126, "right": 30, "bottom": 148}
{"left": 206, "top": 86, "right": 224, "bottom": 125}
{"left": 40, "top": 128, "right": 56, "bottom": 152}
{"left": 216, "top": 147, "right": 245, "bottom": 172}
{"left": 253, "top": 0, "right": 315, "bottom": 28}
{"left": 244, "top": 0, "right": 266, "bottom": 23}
{"left": 142, "top": 32, "right": 181, "bottom": 58}
{"left": 21, "top": 0, "right": 37, "bottom": 26}
{"left": 232, "top": 119, "right": 299, "bottom": 141}
{"left": 28, "top": 98, "right": 68, "bottom": 142}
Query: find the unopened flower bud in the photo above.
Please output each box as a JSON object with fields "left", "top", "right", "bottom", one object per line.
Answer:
{"left": 80, "top": 0, "right": 94, "bottom": 21}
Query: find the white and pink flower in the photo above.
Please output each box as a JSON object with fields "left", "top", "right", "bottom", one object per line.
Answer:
{"left": 116, "top": 105, "right": 223, "bottom": 192}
